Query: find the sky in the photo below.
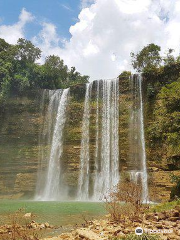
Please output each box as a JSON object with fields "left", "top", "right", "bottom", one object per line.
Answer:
{"left": 0, "top": 0, "right": 180, "bottom": 80}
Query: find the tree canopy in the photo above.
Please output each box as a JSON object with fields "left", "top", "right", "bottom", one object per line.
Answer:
{"left": 0, "top": 38, "right": 89, "bottom": 102}
{"left": 131, "top": 44, "right": 162, "bottom": 72}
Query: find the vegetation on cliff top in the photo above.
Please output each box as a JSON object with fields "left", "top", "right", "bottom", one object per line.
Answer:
{"left": 0, "top": 38, "right": 89, "bottom": 102}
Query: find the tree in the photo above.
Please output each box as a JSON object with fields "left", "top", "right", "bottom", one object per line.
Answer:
{"left": 131, "top": 44, "right": 162, "bottom": 72}
{"left": 0, "top": 38, "right": 89, "bottom": 98}
{"left": 42, "top": 55, "right": 68, "bottom": 89}
{"left": 163, "top": 48, "right": 176, "bottom": 65}
{"left": 16, "top": 38, "right": 41, "bottom": 63}
{"left": 0, "top": 38, "right": 17, "bottom": 99}
{"left": 68, "top": 67, "right": 89, "bottom": 84}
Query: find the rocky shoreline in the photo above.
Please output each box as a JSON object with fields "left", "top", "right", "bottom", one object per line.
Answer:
{"left": 42, "top": 206, "right": 180, "bottom": 240}
{"left": 0, "top": 204, "right": 180, "bottom": 239}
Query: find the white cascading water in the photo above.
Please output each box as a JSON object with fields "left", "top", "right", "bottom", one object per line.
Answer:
{"left": 78, "top": 79, "right": 120, "bottom": 201}
{"left": 77, "top": 83, "right": 93, "bottom": 200}
{"left": 129, "top": 75, "right": 148, "bottom": 202}
{"left": 139, "top": 75, "right": 148, "bottom": 202}
{"left": 35, "top": 88, "right": 69, "bottom": 201}
{"left": 93, "top": 81, "right": 100, "bottom": 200}
{"left": 35, "top": 76, "right": 148, "bottom": 202}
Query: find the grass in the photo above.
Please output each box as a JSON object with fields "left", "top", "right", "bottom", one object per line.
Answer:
{"left": 149, "top": 200, "right": 180, "bottom": 213}
{"left": 111, "top": 234, "right": 161, "bottom": 240}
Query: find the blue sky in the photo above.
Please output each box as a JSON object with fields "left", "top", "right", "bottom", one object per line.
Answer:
{"left": 0, "top": 0, "right": 180, "bottom": 80}
{"left": 0, "top": 0, "right": 81, "bottom": 39}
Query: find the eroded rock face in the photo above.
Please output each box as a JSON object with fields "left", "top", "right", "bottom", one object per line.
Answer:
{"left": 14, "top": 173, "right": 36, "bottom": 193}
{"left": 148, "top": 169, "right": 180, "bottom": 202}
{"left": 0, "top": 93, "right": 41, "bottom": 198}
{"left": 0, "top": 83, "right": 179, "bottom": 200}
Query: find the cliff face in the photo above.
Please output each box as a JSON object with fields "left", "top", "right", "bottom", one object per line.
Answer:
{"left": 0, "top": 81, "right": 178, "bottom": 201}
{"left": 0, "top": 92, "right": 41, "bottom": 198}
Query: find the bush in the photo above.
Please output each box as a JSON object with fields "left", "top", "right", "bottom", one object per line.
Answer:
{"left": 105, "top": 176, "right": 149, "bottom": 222}
{"left": 170, "top": 173, "right": 180, "bottom": 200}
{"left": 0, "top": 208, "right": 39, "bottom": 240}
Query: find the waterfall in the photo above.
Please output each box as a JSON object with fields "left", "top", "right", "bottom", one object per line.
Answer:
{"left": 35, "top": 88, "right": 69, "bottom": 201}
{"left": 129, "top": 75, "right": 148, "bottom": 202}
{"left": 77, "top": 83, "right": 93, "bottom": 200}
{"left": 35, "top": 76, "right": 148, "bottom": 202}
{"left": 93, "top": 81, "right": 100, "bottom": 200}
{"left": 78, "top": 79, "right": 120, "bottom": 201}
{"left": 97, "top": 79, "right": 119, "bottom": 199}
{"left": 139, "top": 75, "right": 148, "bottom": 202}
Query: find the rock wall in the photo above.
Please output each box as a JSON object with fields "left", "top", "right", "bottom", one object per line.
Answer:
{"left": 0, "top": 92, "right": 41, "bottom": 198}
{"left": 0, "top": 81, "right": 177, "bottom": 201}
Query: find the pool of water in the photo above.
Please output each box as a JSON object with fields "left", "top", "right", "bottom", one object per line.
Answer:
{"left": 0, "top": 200, "right": 106, "bottom": 226}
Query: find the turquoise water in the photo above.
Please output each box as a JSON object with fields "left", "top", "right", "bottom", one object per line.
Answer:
{"left": 0, "top": 201, "right": 106, "bottom": 226}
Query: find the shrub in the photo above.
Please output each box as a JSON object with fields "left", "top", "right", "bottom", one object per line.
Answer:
{"left": 0, "top": 208, "right": 39, "bottom": 240}
{"left": 105, "top": 176, "right": 149, "bottom": 222}
{"left": 170, "top": 173, "right": 180, "bottom": 200}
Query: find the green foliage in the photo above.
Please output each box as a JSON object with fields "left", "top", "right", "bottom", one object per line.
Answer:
{"left": 159, "top": 81, "right": 180, "bottom": 111}
{"left": 118, "top": 71, "right": 131, "bottom": 92}
{"left": 170, "top": 173, "right": 180, "bottom": 200}
{"left": 131, "top": 44, "right": 180, "bottom": 89}
{"left": 119, "top": 71, "right": 131, "bottom": 78}
{"left": 0, "top": 38, "right": 89, "bottom": 99}
{"left": 16, "top": 38, "right": 41, "bottom": 63}
{"left": 131, "top": 44, "right": 161, "bottom": 72}
{"left": 150, "top": 200, "right": 180, "bottom": 213}
{"left": 163, "top": 48, "right": 176, "bottom": 66}
{"left": 147, "top": 80, "right": 180, "bottom": 167}
{"left": 112, "top": 233, "right": 160, "bottom": 240}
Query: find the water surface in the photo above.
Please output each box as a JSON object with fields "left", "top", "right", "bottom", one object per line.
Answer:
{"left": 0, "top": 200, "right": 106, "bottom": 226}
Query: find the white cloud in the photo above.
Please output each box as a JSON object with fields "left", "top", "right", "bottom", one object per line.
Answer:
{"left": 32, "top": 22, "right": 64, "bottom": 62}
{"left": 1, "top": 1, "right": 180, "bottom": 80}
{"left": 0, "top": 8, "right": 34, "bottom": 44}
{"left": 33, "top": 0, "right": 180, "bottom": 80}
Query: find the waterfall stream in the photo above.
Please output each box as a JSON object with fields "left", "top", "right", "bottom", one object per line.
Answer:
{"left": 78, "top": 79, "right": 120, "bottom": 201}
{"left": 139, "top": 75, "right": 148, "bottom": 202}
{"left": 129, "top": 75, "right": 149, "bottom": 202}
{"left": 35, "top": 88, "right": 69, "bottom": 201}
{"left": 77, "top": 83, "right": 93, "bottom": 200}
